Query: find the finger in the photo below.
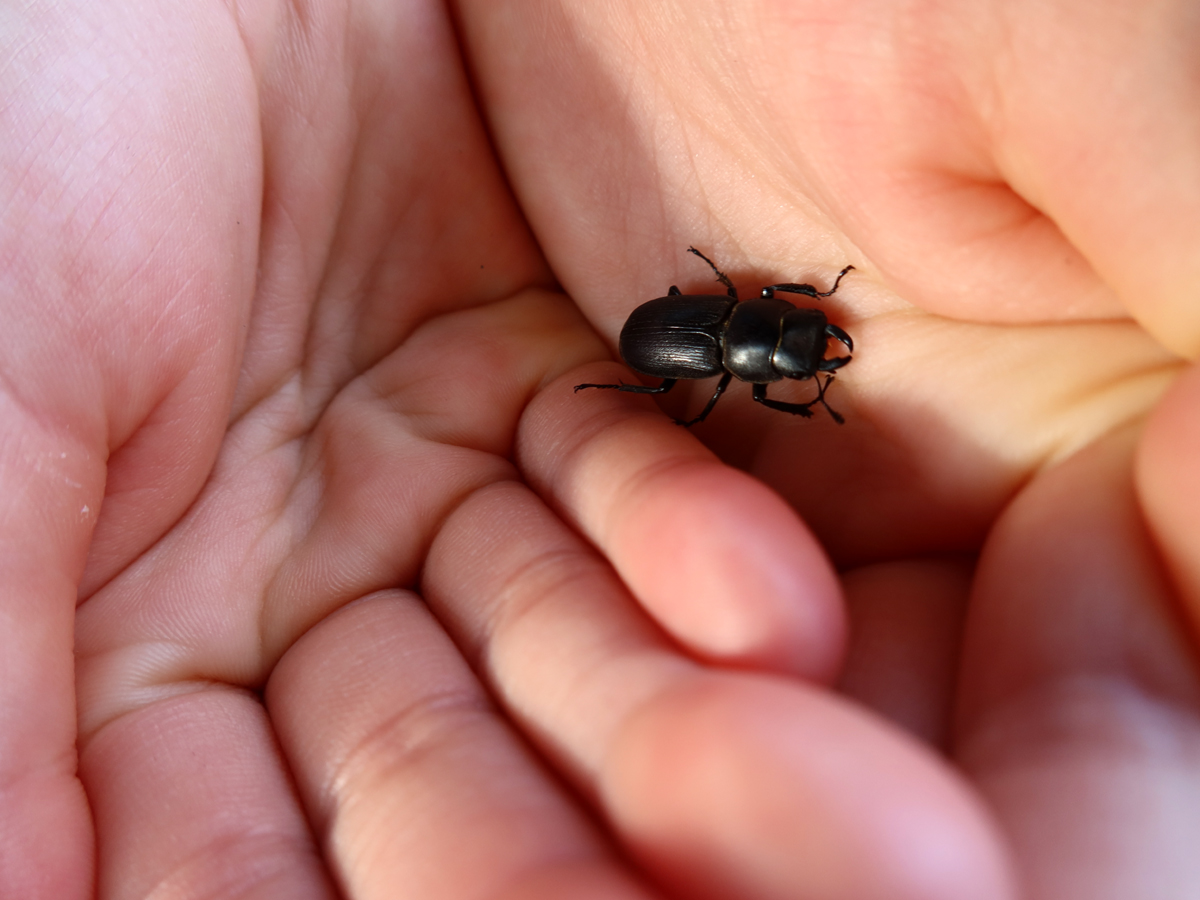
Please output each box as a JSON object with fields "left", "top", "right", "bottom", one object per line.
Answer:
{"left": 958, "top": 425, "right": 1200, "bottom": 896}
{"left": 974, "top": 0, "right": 1200, "bottom": 355}
{"left": 267, "top": 591, "right": 660, "bottom": 900}
{"left": 422, "top": 479, "right": 1017, "bottom": 900}
{"left": 82, "top": 692, "right": 336, "bottom": 900}
{"left": 520, "top": 368, "right": 845, "bottom": 681}
{"left": 761, "top": 0, "right": 1200, "bottom": 335}
{"left": 1138, "top": 362, "right": 1200, "bottom": 634}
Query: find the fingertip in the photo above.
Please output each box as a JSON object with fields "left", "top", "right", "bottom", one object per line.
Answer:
{"left": 606, "top": 674, "right": 1018, "bottom": 900}
{"left": 611, "top": 459, "right": 846, "bottom": 683}
{"left": 524, "top": 370, "right": 846, "bottom": 683}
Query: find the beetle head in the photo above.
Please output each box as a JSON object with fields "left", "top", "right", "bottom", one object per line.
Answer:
{"left": 774, "top": 312, "right": 854, "bottom": 379}
{"left": 773, "top": 308, "right": 827, "bottom": 380}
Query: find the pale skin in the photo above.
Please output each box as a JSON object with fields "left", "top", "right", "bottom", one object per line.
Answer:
{"left": 3, "top": 0, "right": 1200, "bottom": 898}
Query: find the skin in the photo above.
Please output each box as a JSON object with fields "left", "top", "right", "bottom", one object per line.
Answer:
{"left": 2, "top": 0, "right": 1199, "bottom": 898}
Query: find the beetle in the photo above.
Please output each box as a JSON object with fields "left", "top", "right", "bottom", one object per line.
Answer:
{"left": 575, "top": 247, "right": 855, "bottom": 426}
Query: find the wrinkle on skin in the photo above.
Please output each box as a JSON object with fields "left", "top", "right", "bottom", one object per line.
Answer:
{"left": 3, "top": 0, "right": 1200, "bottom": 898}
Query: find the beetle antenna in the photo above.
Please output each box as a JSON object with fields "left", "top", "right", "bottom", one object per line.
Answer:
{"left": 815, "top": 265, "right": 855, "bottom": 297}
{"left": 687, "top": 246, "right": 737, "bottom": 297}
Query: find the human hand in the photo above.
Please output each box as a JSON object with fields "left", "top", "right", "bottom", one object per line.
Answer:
{"left": 3, "top": 2, "right": 1199, "bottom": 900}
{"left": 3, "top": 2, "right": 589, "bottom": 896}
{"left": 458, "top": 0, "right": 1200, "bottom": 897}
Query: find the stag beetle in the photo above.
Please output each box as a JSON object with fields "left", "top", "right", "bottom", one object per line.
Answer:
{"left": 575, "top": 248, "right": 855, "bottom": 426}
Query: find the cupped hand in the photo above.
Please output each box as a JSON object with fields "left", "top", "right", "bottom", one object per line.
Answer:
{"left": 3, "top": 2, "right": 1198, "bottom": 900}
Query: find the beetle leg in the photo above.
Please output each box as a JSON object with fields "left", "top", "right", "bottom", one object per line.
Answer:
{"left": 752, "top": 377, "right": 845, "bottom": 425}
{"left": 675, "top": 372, "right": 733, "bottom": 427}
{"left": 752, "top": 382, "right": 814, "bottom": 419}
{"left": 687, "top": 246, "right": 739, "bottom": 300}
{"left": 668, "top": 285, "right": 682, "bottom": 296}
{"left": 574, "top": 378, "right": 678, "bottom": 395}
{"left": 812, "top": 372, "right": 845, "bottom": 424}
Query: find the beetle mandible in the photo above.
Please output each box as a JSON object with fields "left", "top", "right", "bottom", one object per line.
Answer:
{"left": 575, "top": 247, "right": 855, "bottom": 426}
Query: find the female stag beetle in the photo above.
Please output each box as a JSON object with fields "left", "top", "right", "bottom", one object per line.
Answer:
{"left": 575, "top": 248, "right": 855, "bottom": 426}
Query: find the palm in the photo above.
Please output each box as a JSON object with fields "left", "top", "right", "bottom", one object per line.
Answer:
{"left": 4, "top": 2, "right": 1199, "bottom": 900}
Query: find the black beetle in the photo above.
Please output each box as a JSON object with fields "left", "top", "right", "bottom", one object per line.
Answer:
{"left": 575, "top": 248, "right": 855, "bottom": 426}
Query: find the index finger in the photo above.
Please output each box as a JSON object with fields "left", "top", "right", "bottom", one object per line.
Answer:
{"left": 519, "top": 363, "right": 846, "bottom": 682}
